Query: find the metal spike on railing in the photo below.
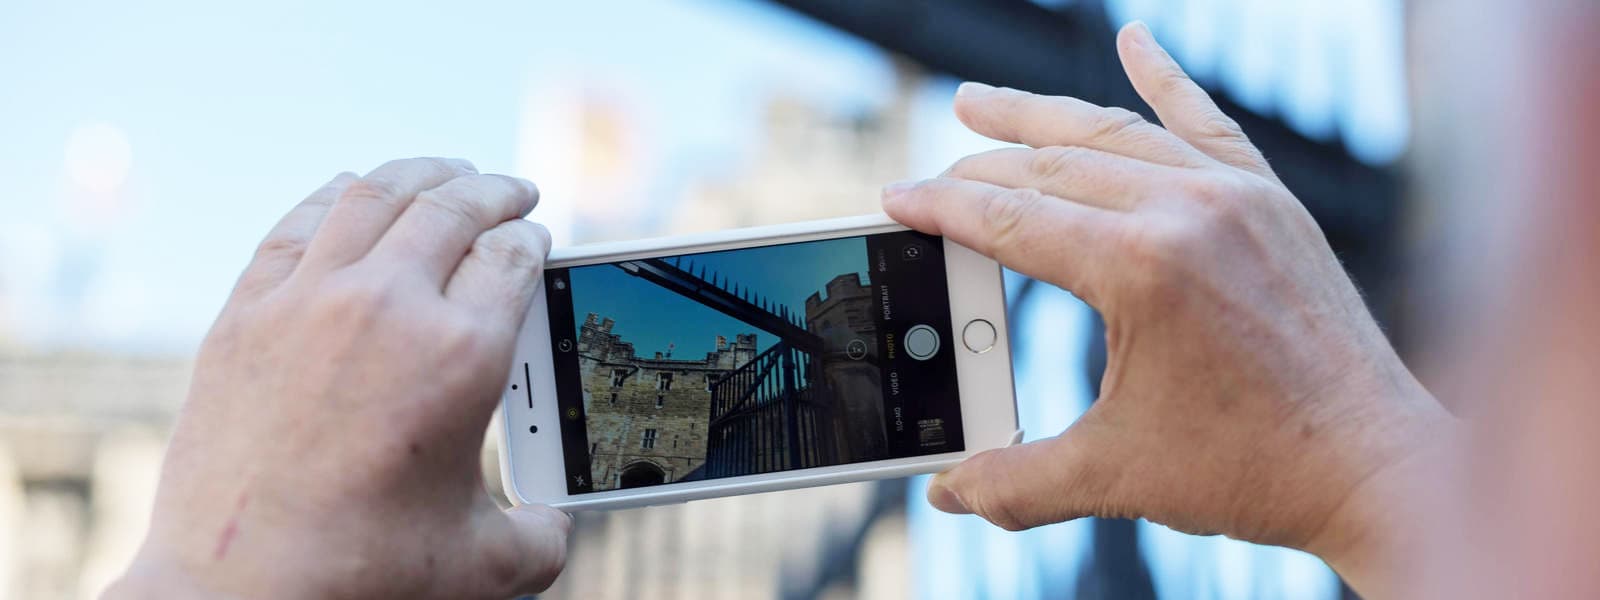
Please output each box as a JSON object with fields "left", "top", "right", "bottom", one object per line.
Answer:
{"left": 698, "top": 264, "right": 707, "bottom": 279}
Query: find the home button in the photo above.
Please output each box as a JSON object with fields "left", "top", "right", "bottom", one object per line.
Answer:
{"left": 962, "top": 319, "right": 997, "bottom": 354}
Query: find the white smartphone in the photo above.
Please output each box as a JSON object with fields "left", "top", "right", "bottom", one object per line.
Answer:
{"left": 498, "top": 213, "right": 1018, "bottom": 511}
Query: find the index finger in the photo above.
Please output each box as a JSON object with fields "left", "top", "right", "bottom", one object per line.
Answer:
{"left": 881, "top": 177, "right": 1123, "bottom": 304}
{"left": 953, "top": 83, "right": 1212, "bottom": 169}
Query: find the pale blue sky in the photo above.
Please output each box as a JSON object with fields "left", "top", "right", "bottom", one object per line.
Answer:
{"left": 0, "top": 0, "right": 893, "bottom": 352}
{"left": 0, "top": 0, "right": 1406, "bottom": 359}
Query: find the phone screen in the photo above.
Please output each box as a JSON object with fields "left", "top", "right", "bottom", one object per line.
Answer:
{"left": 542, "top": 231, "right": 965, "bottom": 495}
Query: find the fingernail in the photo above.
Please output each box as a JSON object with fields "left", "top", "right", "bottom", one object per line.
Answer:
{"left": 956, "top": 81, "right": 996, "bottom": 97}
{"left": 518, "top": 177, "right": 540, "bottom": 198}
{"left": 1127, "top": 20, "right": 1153, "bottom": 48}
{"left": 558, "top": 510, "right": 574, "bottom": 534}
{"left": 882, "top": 179, "right": 919, "bottom": 200}
{"left": 928, "top": 481, "right": 972, "bottom": 514}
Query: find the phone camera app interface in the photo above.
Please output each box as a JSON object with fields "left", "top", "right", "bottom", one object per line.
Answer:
{"left": 542, "top": 231, "right": 964, "bottom": 495}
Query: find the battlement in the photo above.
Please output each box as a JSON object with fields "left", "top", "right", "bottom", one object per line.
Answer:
{"left": 579, "top": 312, "right": 756, "bottom": 371}
{"left": 805, "top": 273, "right": 869, "bottom": 313}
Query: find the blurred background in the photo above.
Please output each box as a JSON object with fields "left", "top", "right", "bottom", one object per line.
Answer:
{"left": 0, "top": 0, "right": 1411, "bottom": 598}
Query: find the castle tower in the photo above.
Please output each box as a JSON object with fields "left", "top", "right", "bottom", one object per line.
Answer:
{"left": 804, "top": 274, "right": 886, "bottom": 462}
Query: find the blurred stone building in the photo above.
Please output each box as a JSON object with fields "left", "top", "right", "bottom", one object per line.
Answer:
{"left": 0, "top": 352, "right": 185, "bottom": 599}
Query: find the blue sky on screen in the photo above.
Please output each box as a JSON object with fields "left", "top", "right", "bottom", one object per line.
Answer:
{"left": 566, "top": 235, "right": 869, "bottom": 359}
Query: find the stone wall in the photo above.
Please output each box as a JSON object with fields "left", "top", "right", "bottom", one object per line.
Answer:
{"left": 576, "top": 313, "right": 757, "bottom": 490}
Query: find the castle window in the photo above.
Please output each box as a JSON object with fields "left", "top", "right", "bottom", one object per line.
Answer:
{"left": 657, "top": 372, "right": 673, "bottom": 391}
{"left": 611, "top": 369, "right": 628, "bottom": 388}
{"left": 609, "top": 392, "right": 617, "bottom": 405}
{"left": 641, "top": 428, "right": 658, "bottom": 449}
{"left": 673, "top": 436, "right": 678, "bottom": 449}
{"left": 704, "top": 373, "right": 716, "bottom": 391}
{"left": 589, "top": 442, "right": 597, "bottom": 456}
{"left": 655, "top": 395, "right": 665, "bottom": 409}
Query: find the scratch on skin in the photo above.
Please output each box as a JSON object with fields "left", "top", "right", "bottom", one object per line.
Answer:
{"left": 213, "top": 492, "right": 250, "bottom": 560}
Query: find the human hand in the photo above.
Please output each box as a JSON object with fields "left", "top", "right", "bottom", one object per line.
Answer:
{"left": 106, "top": 158, "right": 567, "bottom": 599}
{"left": 882, "top": 22, "right": 1453, "bottom": 591}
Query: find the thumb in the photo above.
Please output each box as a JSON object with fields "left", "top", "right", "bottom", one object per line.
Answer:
{"left": 926, "top": 426, "right": 1130, "bottom": 531}
{"left": 486, "top": 504, "right": 572, "bottom": 596}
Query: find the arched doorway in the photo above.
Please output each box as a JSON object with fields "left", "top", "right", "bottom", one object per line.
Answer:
{"left": 618, "top": 461, "right": 666, "bottom": 489}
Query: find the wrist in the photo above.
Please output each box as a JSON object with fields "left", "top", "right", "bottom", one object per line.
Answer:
{"left": 1307, "top": 409, "right": 1465, "bottom": 598}
{"left": 106, "top": 533, "right": 346, "bottom": 600}
{"left": 103, "top": 554, "right": 224, "bottom": 600}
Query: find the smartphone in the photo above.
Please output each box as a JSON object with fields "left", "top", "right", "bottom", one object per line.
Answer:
{"left": 498, "top": 213, "right": 1017, "bottom": 511}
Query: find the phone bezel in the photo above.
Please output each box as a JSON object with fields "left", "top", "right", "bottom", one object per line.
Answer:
{"left": 499, "top": 213, "right": 1017, "bottom": 511}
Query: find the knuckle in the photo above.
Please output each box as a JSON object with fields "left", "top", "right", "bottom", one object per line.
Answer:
{"left": 487, "top": 173, "right": 536, "bottom": 201}
{"left": 439, "top": 317, "right": 500, "bottom": 365}
{"left": 1194, "top": 113, "right": 1247, "bottom": 142}
{"left": 965, "top": 490, "right": 1033, "bottom": 532}
{"left": 1183, "top": 173, "right": 1252, "bottom": 224}
{"left": 944, "top": 153, "right": 983, "bottom": 177}
{"left": 985, "top": 503, "right": 1035, "bottom": 532}
{"left": 980, "top": 187, "right": 1045, "bottom": 249}
{"left": 339, "top": 177, "right": 402, "bottom": 206}
{"left": 480, "top": 526, "right": 566, "bottom": 597}
{"left": 528, "top": 537, "right": 568, "bottom": 593}
{"left": 1157, "top": 66, "right": 1197, "bottom": 98}
{"left": 253, "top": 235, "right": 306, "bottom": 263}
{"left": 316, "top": 276, "right": 395, "bottom": 323}
{"left": 479, "top": 543, "right": 525, "bottom": 597}
{"left": 473, "top": 224, "right": 544, "bottom": 271}
{"left": 1028, "top": 145, "right": 1088, "bottom": 181}
{"left": 415, "top": 187, "right": 484, "bottom": 227}
{"left": 402, "top": 156, "right": 464, "bottom": 178}
{"left": 954, "top": 452, "right": 1036, "bottom": 531}
{"left": 1089, "top": 107, "right": 1148, "bottom": 142}
{"left": 1118, "top": 222, "right": 1192, "bottom": 292}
